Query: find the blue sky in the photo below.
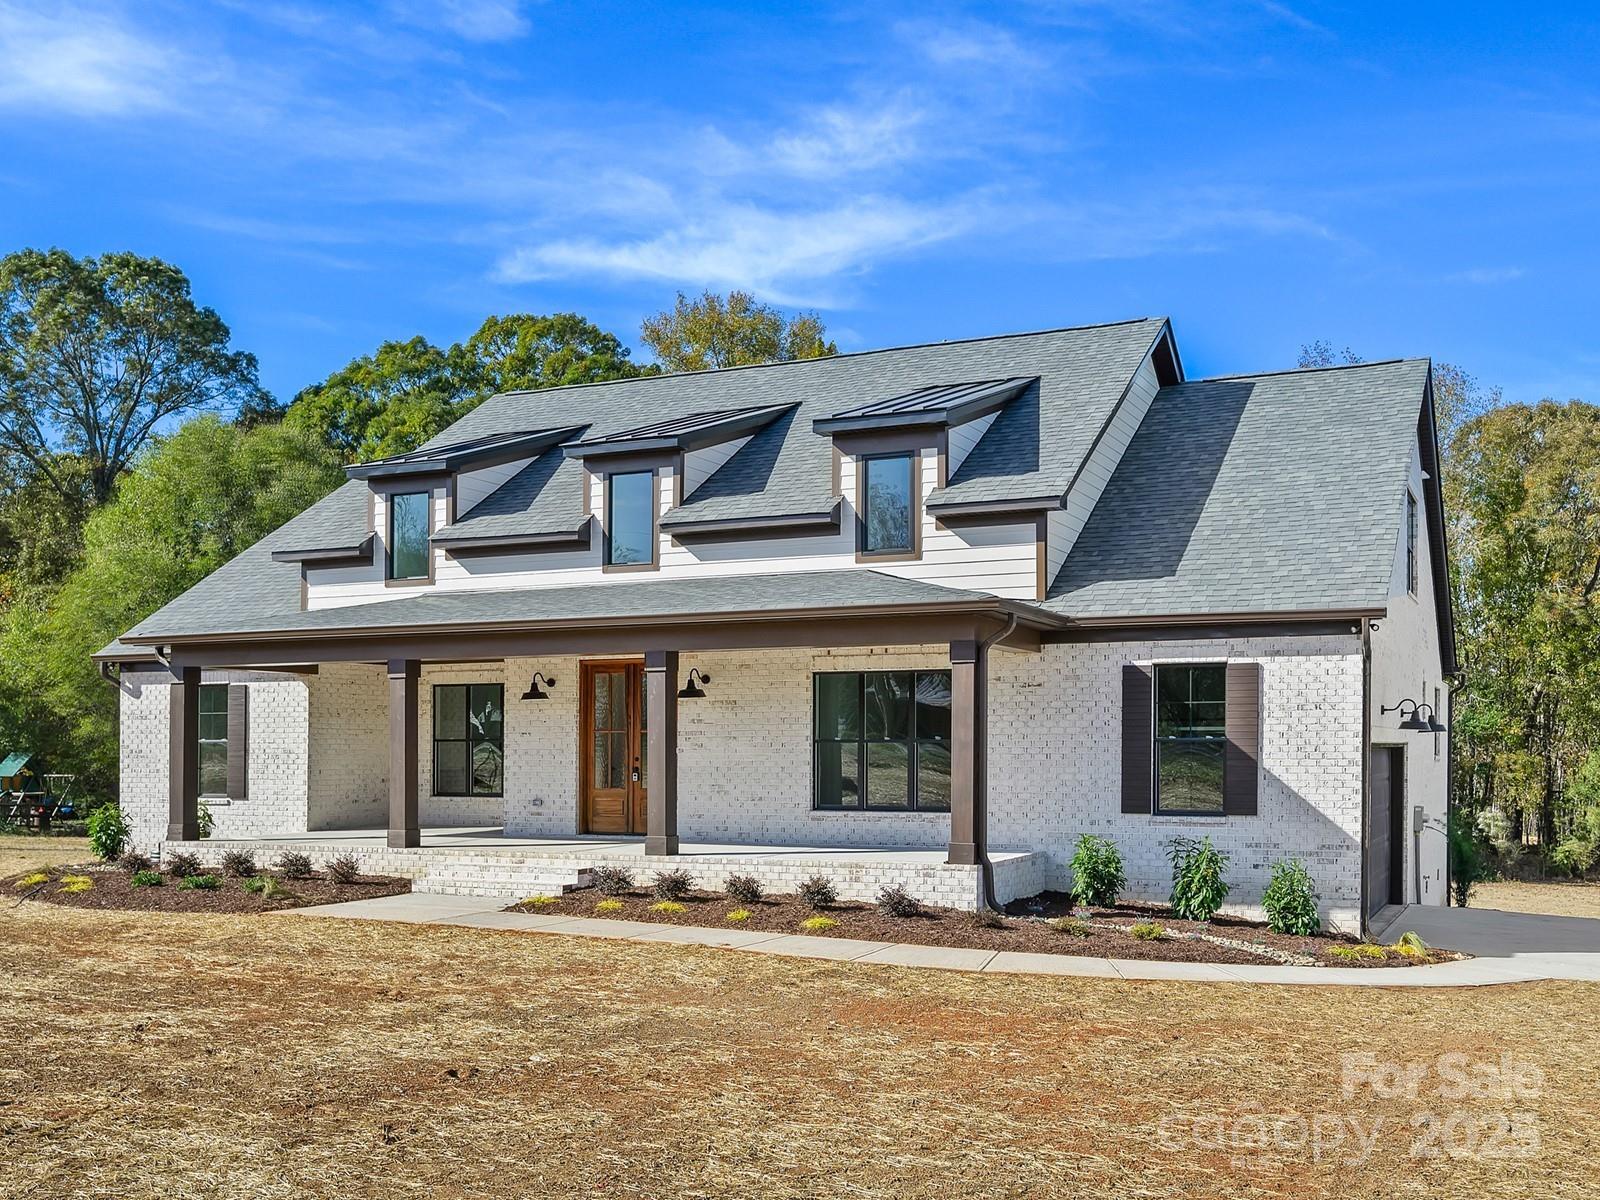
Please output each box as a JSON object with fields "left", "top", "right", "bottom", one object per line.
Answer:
{"left": 2, "top": 1, "right": 1596, "bottom": 405}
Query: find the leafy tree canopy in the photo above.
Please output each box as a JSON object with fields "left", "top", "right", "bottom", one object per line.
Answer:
{"left": 285, "top": 313, "right": 647, "bottom": 462}
{"left": 639, "top": 290, "right": 836, "bottom": 373}
{"left": 0, "top": 249, "right": 266, "bottom": 505}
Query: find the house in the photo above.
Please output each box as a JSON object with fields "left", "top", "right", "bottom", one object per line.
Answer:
{"left": 95, "top": 317, "right": 1456, "bottom": 931}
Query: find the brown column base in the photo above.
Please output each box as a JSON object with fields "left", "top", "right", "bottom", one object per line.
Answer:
{"left": 946, "top": 840, "right": 978, "bottom": 866}
{"left": 387, "top": 828, "right": 421, "bottom": 849}
{"left": 167, "top": 821, "right": 199, "bottom": 841}
{"left": 644, "top": 834, "right": 679, "bottom": 856}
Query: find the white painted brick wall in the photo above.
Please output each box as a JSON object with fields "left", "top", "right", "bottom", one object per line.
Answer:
{"left": 307, "top": 663, "right": 388, "bottom": 830}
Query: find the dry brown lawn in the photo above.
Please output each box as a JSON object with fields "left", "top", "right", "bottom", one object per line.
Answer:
{"left": 1475, "top": 878, "right": 1600, "bottom": 919}
{"left": 0, "top": 833, "right": 90, "bottom": 877}
{"left": 2, "top": 900, "right": 1597, "bottom": 1200}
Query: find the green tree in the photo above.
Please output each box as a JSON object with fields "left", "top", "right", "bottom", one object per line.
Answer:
{"left": 0, "top": 249, "right": 266, "bottom": 506}
{"left": 0, "top": 416, "right": 343, "bottom": 797}
{"left": 286, "top": 313, "right": 646, "bottom": 462}
{"left": 639, "top": 290, "right": 836, "bottom": 372}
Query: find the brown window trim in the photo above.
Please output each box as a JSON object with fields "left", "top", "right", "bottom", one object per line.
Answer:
{"left": 382, "top": 484, "right": 438, "bottom": 587}
{"left": 854, "top": 449, "right": 922, "bottom": 564}
{"left": 602, "top": 466, "right": 661, "bottom": 573}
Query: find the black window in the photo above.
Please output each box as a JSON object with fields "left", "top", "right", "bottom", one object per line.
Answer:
{"left": 197, "top": 683, "right": 229, "bottom": 797}
{"left": 433, "top": 684, "right": 504, "bottom": 797}
{"left": 389, "top": 491, "right": 431, "bottom": 580}
{"left": 1155, "top": 665, "right": 1225, "bottom": 815}
{"left": 814, "top": 671, "right": 950, "bottom": 811}
{"left": 860, "top": 454, "right": 915, "bottom": 555}
{"left": 606, "top": 470, "right": 656, "bottom": 566}
{"left": 1406, "top": 491, "right": 1418, "bottom": 595}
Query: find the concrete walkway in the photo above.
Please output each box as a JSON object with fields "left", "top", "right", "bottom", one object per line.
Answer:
{"left": 278, "top": 893, "right": 1600, "bottom": 987}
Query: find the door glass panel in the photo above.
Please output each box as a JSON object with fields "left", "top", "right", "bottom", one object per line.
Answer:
{"left": 638, "top": 731, "right": 648, "bottom": 787}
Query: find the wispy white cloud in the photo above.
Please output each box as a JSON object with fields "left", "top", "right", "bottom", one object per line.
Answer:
{"left": 766, "top": 99, "right": 927, "bottom": 178}
{"left": 388, "top": 0, "right": 530, "bottom": 42}
{"left": 896, "top": 17, "right": 1045, "bottom": 70}
{"left": 1447, "top": 266, "right": 1526, "bottom": 285}
{"left": 0, "top": 2, "right": 181, "bottom": 115}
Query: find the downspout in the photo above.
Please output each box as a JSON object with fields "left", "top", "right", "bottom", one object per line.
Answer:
{"left": 1445, "top": 667, "right": 1468, "bottom": 906}
{"left": 976, "top": 612, "right": 1019, "bottom": 912}
{"left": 1359, "top": 620, "right": 1372, "bottom": 939}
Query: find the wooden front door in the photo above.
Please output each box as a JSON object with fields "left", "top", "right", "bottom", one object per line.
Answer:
{"left": 581, "top": 661, "right": 647, "bottom": 834}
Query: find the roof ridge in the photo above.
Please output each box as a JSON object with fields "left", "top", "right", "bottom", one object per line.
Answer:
{"left": 1187, "top": 357, "right": 1429, "bottom": 385}
{"left": 490, "top": 316, "right": 1169, "bottom": 400}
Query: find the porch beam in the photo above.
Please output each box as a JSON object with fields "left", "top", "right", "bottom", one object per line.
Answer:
{"left": 946, "top": 638, "right": 987, "bottom": 867}
{"left": 644, "top": 649, "right": 679, "bottom": 856}
{"left": 167, "top": 665, "right": 200, "bottom": 841}
{"left": 387, "top": 658, "right": 420, "bottom": 849}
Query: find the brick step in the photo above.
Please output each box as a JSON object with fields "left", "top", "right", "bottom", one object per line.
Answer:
{"left": 412, "top": 863, "right": 590, "bottom": 900}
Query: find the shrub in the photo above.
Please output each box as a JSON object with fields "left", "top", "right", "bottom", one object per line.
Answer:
{"left": 726, "top": 908, "right": 752, "bottom": 923}
{"left": 797, "top": 875, "right": 838, "bottom": 909}
{"left": 1129, "top": 921, "right": 1166, "bottom": 940}
{"left": 14, "top": 871, "right": 50, "bottom": 889}
{"left": 197, "top": 799, "right": 215, "bottom": 839}
{"left": 1549, "top": 837, "right": 1597, "bottom": 878}
{"left": 242, "top": 876, "right": 267, "bottom": 894}
{"left": 1393, "top": 931, "right": 1430, "bottom": 959}
{"left": 591, "top": 865, "right": 634, "bottom": 896}
{"left": 876, "top": 884, "right": 921, "bottom": 918}
{"left": 1167, "top": 836, "right": 1230, "bottom": 922}
{"left": 179, "top": 874, "right": 223, "bottom": 891}
{"left": 1261, "top": 858, "right": 1322, "bottom": 936}
{"left": 326, "top": 854, "right": 361, "bottom": 885}
{"left": 651, "top": 868, "right": 695, "bottom": 902}
{"left": 649, "top": 900, "right": 686, "bottom": 914}
{"left": 1068, "top": 835, "right": 1125, "bottom": 908}
{"left": 86, "top": 804, "right": 129, "bottom": 862}
{"left": 258, "top": 877, "right": 291, "bottom": 899}
{"left": 165, "top": 850, "right": 202, "bottom": 879}
{"left": 968, "top": 907, "right": 1005, "bottom": 929}
{"left": 59, "top": 875, "right": 94, "bottom": 894}
{"left": 799, "top": 915, "right": 838, "bottom": 933}
{"left": 130, "top": 870, "right": 164, "bottom": 888}
{"left": 221, "top": 849, "right": 257, "bottom": 878}
{"left": 522, "top": 894, "right": 560, "bottom": 908}
{"left": 594, "top": 898, "right": 624, "bottom": 914}
{"left": 1449, "top": 809, "right": 1494, "bottom": 907}
{"left": 119, "top": 851, "right": 153, "bottom": 874}
{"left": 276, "top": 851, "right": 313, "bottom": 880}
{"left": 724, "top": 874, "right": 764, "bottom": 904}
{"left": 1050, "top": 915, "right": 1091, "bottom": 938}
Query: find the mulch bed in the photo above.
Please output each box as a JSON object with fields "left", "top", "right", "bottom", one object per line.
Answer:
{"left": 506, "top": 887, "right": 1459, "bottom": 967}
{"left": 4, "top": 862, "right": 409, "bottom": 914}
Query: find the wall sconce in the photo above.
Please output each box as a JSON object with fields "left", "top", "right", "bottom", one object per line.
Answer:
{"left": 1380, "top": 697, "right": 1446, "bottom": 734}
{"left": 520, "top": 672, "right": 557, "bottom": 701}
{"left": 677, "top": 669, "right": 711, "bottom": 699}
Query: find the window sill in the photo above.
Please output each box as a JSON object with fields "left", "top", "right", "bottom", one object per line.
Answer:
{"left": 809, "top": 809, "right": 949, "bottom": 817}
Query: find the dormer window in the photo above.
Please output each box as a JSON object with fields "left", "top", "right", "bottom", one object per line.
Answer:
{"left": 605, "top": 470, "right": 657, "bottom": 568}
{"left": 860, "top": 453, "right": 916, "bottom": 556}
{"left": 388, "top": 491, "right": 431, "bottom": 580}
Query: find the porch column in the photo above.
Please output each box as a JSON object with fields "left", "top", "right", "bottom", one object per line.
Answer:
{"left": 387, "top": 658, "right": 420, "bottom": 849}
{"left": 167, "top": 665, "right": 200, "bottom": 841}
{"left": 644, "top": 649, "right": 679, "bottom": 856}
{"left": 946, "top": 639, "right": 987, "bottom": 866}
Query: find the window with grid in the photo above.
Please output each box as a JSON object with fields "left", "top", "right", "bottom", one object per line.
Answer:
{"left": 813, "top": 671, "right": 951, "bottom": 811}
{"left": 197, "top": 683, "right": 229, "bottom": 797}
{"left": 1154, "top": 665, "right": 1226, "bottom": 815}
{"left": 433, "top": 684, "right": 504, "bottom": 797}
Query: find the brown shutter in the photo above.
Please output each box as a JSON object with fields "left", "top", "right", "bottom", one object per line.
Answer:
{"left": 1223, "top": 662, "right": 1260, "bottom": 816}
{"left": 226, "top": 684, "right": 249, "bottom": 801}
{"left": 1121, "top": 665, "right": 1153, "bottom": 813}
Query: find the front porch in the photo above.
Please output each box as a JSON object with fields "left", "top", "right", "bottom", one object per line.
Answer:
{"left": 170, "top": 826, "right": 1050, "bottom": 907}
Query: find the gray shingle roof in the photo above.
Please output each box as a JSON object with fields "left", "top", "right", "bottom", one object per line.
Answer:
{"left": 119, "top": 570, "right": 999, "bottom": 643}
{"left": 1046, "top": 359, "right": 1430, "bottom": 619}
{"left": 431, "top": 450, "right": 587, "bottom": 545}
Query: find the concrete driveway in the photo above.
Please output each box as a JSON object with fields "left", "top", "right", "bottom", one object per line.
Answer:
{"left": 1372, "top": 903, "right": 1600, "bottom": 980}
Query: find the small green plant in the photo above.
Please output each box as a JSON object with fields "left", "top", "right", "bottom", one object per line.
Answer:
{"left": 522, "top": 894, "right": 560, "bottom": 908}
{"left": 86, "top": 803, "right": 129, "bottom": 861}
{"left": 1449, "top": 808, "right": 1494, "bottom": 907}
{"left": 275, "top": 851, "right": 313, "bottom": 881}
{"left": 594, "top": 898, "right": 624, "bottom": 914}
{"left": 1262, "top": 858, "right": 1322, "bottom": 936}
{"left": 258, "top": 877, "right": 291, "bottom": 900}
{"left": 1392, "top": 930, "right": 1430, "bottom": 959}
{"left": 326, "top": 854, "right": 361, "bottom": 885}
{"left": 1050, "top": 915, "right": 1091, "bottom": 937}
{"left": 968, "top": 907, "right": 1005, "bottom": 929}
{"left": 119, "top": 851, "right": 153, "bottom": 874}
{"left": 59, "top": 875, "right": 94, "bottom": 894}
{"left": 1167, "top": 836, "right": 1230, "bottom": 921}
{"left": 876, "top": 883, "right": 921, "bottom": 918}
{"left": 178, "top": 874, "right": 223, "bottom": 891}
{"left": 221, "top": 849, "right": 257, "bottom": 878}
{"left": 14, "top": 871, "right": 51, "bottom": 889}
{"left": 726, "top": 908, "right": 752, "bottom": 923}
{"left": 724, "top": 874, "right": 764, "bottom": 904}
{"left": 1329, "top": 943, "right": 1387, "bottom": 962}
{"left": 131, "top": 870, "right": 164, "bottom": 888}
{"left": 797, "top": 875, "right": 837, "bottom": 909}
{"left": 1068, "top": 834, "right": 1126, "bottom": 908}
{"left": 799, "top": 915, "right": 838, "bottom": 933}
{"left": 651, "top": 868, "right": 695, "bottom": 902}
{"left": 1129, "top": 921, "right": 1166, "bottom": 940}
{"left": 648, "top": 900, "right": 686, "bottom": 914}
{"left": 197, "top": 799, "right": 215, "bottom": 839}
{"left": 591, "top": 865, "right": 635, "bottom": 896}
{"left": 165, "top": 850, "right": 202, "bottom": 879}
{"left": 242, "top": 876, "right": 267, "bottom": 894}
